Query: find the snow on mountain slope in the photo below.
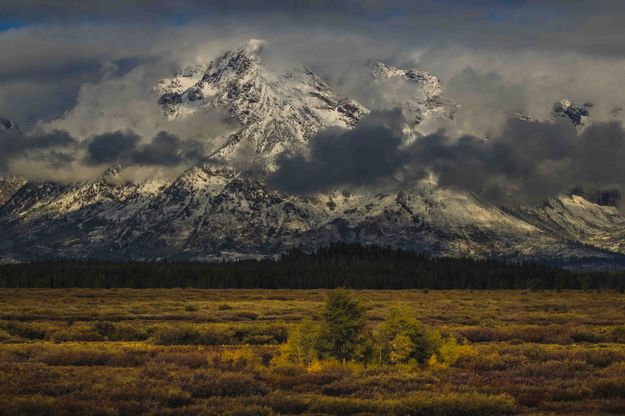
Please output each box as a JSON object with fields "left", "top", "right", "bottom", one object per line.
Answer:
{"left": 98, "top": 167, "right": 560, "bottom": 262}
{"left": 511, "top": 194, "right": 625, "bottom": 253}
{"left": 1, "top": 161, "right": 623, "bottom": 266}
{"left": 0, "top": 168, "right": 166, "bottom": 260}
{"left": 368, "top": 61, "right": 457, "bottom": 139}
{"left": 1, "top": 167, "right": 164, "bottom": 222}
{"left": 1, "top": 40, "right": 625, "bottom": 268}
{"left": 0, "top": 177, "right": 26, "bottom": 207}
{"left": 157, "top": 39, "right": 367, "bottom": 159}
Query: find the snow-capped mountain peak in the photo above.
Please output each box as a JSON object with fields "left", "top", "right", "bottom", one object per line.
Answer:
{"left": 368, "top": 61, "right": 457, "bottom": 139}
{"left": 370, "top": 61, "right": 443, "bottom": 100}
{"left": 1, "top": 42, "right": 625, "bottom": 269}
{"left": 552, "top": 99, "right": 592, "bottom": 126}
{"left": 157, "top": 39, "right": 367, "bottom": 159}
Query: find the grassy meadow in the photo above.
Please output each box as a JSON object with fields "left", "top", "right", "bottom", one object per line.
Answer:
{"left": 0, "top": 289, "right": 625, "bottom": 415}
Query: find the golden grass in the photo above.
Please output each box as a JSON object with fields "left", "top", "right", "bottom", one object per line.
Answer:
{"left": 0, "top": 289, "right": 623, "bottom": 415}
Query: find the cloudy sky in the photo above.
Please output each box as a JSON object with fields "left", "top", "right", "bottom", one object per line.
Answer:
{"left": 2, "top": 1, "right": 625, "bottom": 203}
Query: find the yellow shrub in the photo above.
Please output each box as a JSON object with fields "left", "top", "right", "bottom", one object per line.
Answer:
{"left": 437, "top": 337, "right": 476, "bottom": 367}
{"left": 220, "top": 346, "right": 259, "bottom": 370}
{"left": 280, "top": 319, "right": 320, "bottom": 366}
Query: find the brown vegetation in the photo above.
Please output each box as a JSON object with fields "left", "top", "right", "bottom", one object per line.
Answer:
{"left": 0, "top": 288, "right": 623, "bottom": 415}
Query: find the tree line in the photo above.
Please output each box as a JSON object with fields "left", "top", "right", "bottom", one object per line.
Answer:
{"left": 0, "top": 243, "right": 624, "bottom": 290}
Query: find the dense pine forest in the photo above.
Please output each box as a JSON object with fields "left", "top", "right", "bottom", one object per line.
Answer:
{"left": 1, "top": 244, "right": 624, "bottom": 290}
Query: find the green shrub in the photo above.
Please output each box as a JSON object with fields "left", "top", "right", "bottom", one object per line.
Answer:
{"left": 235, "top": 312, "right": 259, "bottom": 321}
{"left": 375, "top": 308, "right": 442, "bottom": 365}
{"left": 153, "top": 325, "right": 201, "bottom": 345}
{"left": 242, "top": 334, "right": 277, "bottom": 345}
{"left": 41, "top": 349, "right": 111, "bottom": 366}
{"left": 49, "top": 327, "right": 105, "bottom": 342}
{"left": 197, "top": 327, "right": 237, "bottom": 345}
{"left": 234, "top": 324, "right": 288, "bottom": 344}
{"left": 569, "top": 328, "right": 603, "bottom": 343}
{"left": 1, "top": 322, "right": 47, "bottom": 340}
{"left": 92, "top": 321, "right": 149, "bottom": 341}
{"left": 316, "top": 289, "right": 368, "bottom": 362}
{"left": 281, "top": 320, "right": 321, "bottom": 366}
{"left": 184, "top": 303, "right": 199, "bottom": 312}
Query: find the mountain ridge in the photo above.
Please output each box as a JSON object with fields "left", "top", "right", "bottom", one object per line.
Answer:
{"left": 1, "top": 39, "right": 625, "bottom": 269}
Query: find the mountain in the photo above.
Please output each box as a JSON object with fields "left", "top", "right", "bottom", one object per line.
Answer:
{"left": 157, "top": 39, "right": 367, "bottom": 159}
{"left": 1, "top": 40, "right": 625, "bottom": 268}
{"left": 552, "top": 99, "right": 592, "bottom": 126}
{"left": 0, "top": 177, "right": 26, "bottom": 207}
{"left": 0, "top": 120, "right": 26, "bottom": 209}
{"left": 368, "top": 61, "right": 457, "bottom": 139}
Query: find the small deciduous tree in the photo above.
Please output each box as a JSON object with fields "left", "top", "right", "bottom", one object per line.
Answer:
{"left": 389, "top": 333, "right": 415, "bottom": 365}
{"left": 317, "top": 289, "right": 368, "bottom": 362}
{"left": 375, "top": 308, "right": 442, "bottom": 365}
{"left": 282, "top": 320, "right": 320, "bottom": 366}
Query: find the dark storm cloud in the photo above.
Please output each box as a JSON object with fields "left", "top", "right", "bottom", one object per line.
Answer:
{"left": 0, "top": 1, "right": 619, "bottom": 21}
{"left": 0, "top": 126, "right": 208, "bottom": 176}
{"left": 84, "top": 131, "right": 141, "bottom": 166}
{"left": 2, "top": 0, "right": 625, "bottom": 127}
{"left": 269, "top": 111, "right": 409, "bottom": 194}
{"left": 84, "top": 130, "right": 205, "bottom": 167}
{"left": 405, "top": 119, "right": 579, "bottom": 204}
{"left": 3, "top": 1, "right": 625, "bottom": 58}
{"left": 0, "top": 24, "right": 170, "bottom": 125}
{"left": 0, "top": 129, "right": 76, "bottom": 172}
{"left": 270, "top": 113, "right": 625, "bottom": 205}
{"left": 3, "top": 0, "right": 625, "bottom": 187}
{"left": 408, "top": 119, "right": 625, "bottom": 204}
{"left": 133, "top": 132, "right": 205, "bottom": 166}
{"left": 0, "top": 0, "right": 521, "bottom": 21}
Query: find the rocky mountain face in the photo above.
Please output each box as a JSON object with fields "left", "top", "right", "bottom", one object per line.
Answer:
{"left": 1, "top": 39, "right": 625, "bottom": 268}
{"left": 0, "top": 177, "right": 26, "bottom": 207}
{"left": 368, "top": 61, "right": 457, "bottom": 139}
{"left": 157, "top": 39, "right": 367, "bottom": 159}
{"left": 552, "top": 99, "right": 592, "bottom": 126}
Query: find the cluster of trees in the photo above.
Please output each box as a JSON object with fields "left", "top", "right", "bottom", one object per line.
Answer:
{"left": 281, "top": 289, "right": 467, "bottom": 367}
{"left": 1, "top": 243, "right": 624, "bottom": 289}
